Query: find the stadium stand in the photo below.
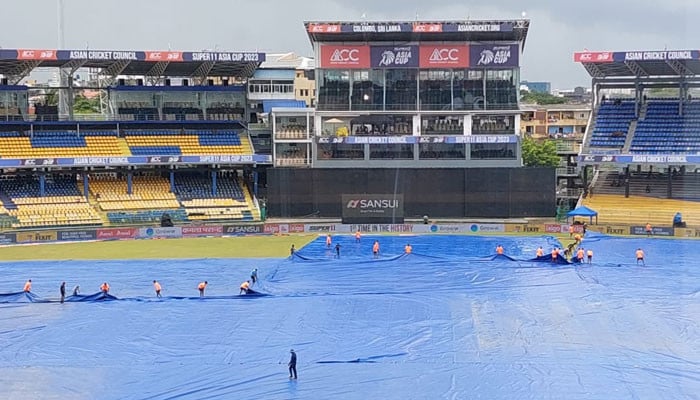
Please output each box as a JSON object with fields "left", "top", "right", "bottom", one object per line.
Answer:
{"left": 588, "top": 99, "right": 636, "bottom": 149}
{"left": 630, "top": 99, "right": 700, "bottom": 154}
{"left": 583, "top": 194, "right": 700, "bottom": 227}
{"left": 0, "top": 131, "right": 122, "bottom": 158}
{"left": 0, "top": 176, "right": 102, "bottom": 228}
{"left": 174, "top": 172, "right": 258, "bottom": 221}
{"left": 124, "top": 129, "right": 253, "bottom": 156}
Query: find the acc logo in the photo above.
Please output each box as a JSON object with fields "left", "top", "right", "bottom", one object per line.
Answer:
{"left": 429, "top": 48, "right": 459, "bottom": 62}
{"left": 430, "top": 224, "right": 439, "bottom": 233}
{"left": 579, "top": 53, "right": 592, "bottom": 61}
{"left": 330, "top": 49, "right": 359, "bottom": 62}
{"left": 470, "top": 224, "right": 479, "bottom": 232}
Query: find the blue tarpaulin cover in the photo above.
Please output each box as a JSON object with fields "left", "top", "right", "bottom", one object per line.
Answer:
{"left": 0, "top": 233, "right": 698, "bottom": 399}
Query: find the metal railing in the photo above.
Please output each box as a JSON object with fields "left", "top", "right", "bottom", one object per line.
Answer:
{"left": 556, "top": 166, "right": 579, "bottom": 176}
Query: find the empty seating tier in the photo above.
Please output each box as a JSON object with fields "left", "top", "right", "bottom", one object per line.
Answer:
{"left": 583, "top": 194, "right": 700, "bottom": 227}
{"left": 589, "top": 100, "right": 636, "bottom": 148}
{"left": 124, "top": 130, "right": 252, "bottom": 156}
{"left": 0, "top": 131, "right": 121, "bottom": 158}
{"left": 630, "top": 100, "right": 700, "bottom": 154}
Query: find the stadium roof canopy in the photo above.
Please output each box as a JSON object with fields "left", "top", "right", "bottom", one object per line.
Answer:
{"left": 304, "top": 20, "right": 530, "bottom": 46}
{"left": 0, "top": 49, "right": 265, "bottom": 84}
{"left": 574, "top": 50, "right": 700, "bottom": 78}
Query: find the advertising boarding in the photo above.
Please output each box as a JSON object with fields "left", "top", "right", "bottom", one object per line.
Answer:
{"left": 341, "top": 194, "right": 404, "bottom": 224}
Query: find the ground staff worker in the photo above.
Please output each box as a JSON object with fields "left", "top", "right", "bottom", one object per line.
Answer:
{"left": 198, "top": 281, "right": 208, "bottom": 297}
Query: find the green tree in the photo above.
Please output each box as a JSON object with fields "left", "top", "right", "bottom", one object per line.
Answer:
{"left": 73, "top": 94, "right": 100, "bottom": 114}
{"left": 520, "top": 90, "right": 567, "bottom": 105}
{"left": 521, "top": 136, "right": 561, "bottom": 167}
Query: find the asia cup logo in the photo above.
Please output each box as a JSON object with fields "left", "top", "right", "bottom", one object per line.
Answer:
{"left": 478, "top": 47, "right": 512, "bottom": 65}
{"left": 379, "top": 51, "right": 396, "bottom": 66}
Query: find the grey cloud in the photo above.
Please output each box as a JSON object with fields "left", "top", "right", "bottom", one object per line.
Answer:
{"left": 1, "top": 0, "right": 698, "bottom": 88}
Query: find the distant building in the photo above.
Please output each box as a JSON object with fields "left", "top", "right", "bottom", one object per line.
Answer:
{"left": 521, "top": 81, "right": 551, "bottom": 94}
{"left": 520, "top": 104, "right": 591, "bottom": 139}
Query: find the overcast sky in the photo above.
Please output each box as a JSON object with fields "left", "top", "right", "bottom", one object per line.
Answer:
{"left": 1, "top": 0, "right": 698, "bottom": 89}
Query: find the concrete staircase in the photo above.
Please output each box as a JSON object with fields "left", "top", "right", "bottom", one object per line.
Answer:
{"left": 117, "top": 138, "right": 132, "bottom": 156}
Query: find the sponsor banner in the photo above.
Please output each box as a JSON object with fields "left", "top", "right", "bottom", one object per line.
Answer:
{"left": 0, "top": 233, "right": 16, "bottom": 244}
{"left": 412, "top": 23, "right": 443, "bottom": 33}
{"left": 17, "top": 230, "right": 58, "bottom": 243}
{"left": 138, "top": 227, "right": 182, "bottom": 239}
{"left": 306, "top": 22, "right": 511, "bottom": 34}
{"left": 622, "top": 50, "right": 698, "bottom": 62}
{"left": 319, "top": 45, "right": 370, "bottom": 69}
{"left": 0, "top": 49, "right": 265, "bottom": 63}
{"left": 307, "top": 23, "right": 342, "bottom": 33}
{"left": 419, "top": 45, "right": 469, "bottom": 68}
{"left": 341, "top": 23, "right": 412, "bottom": 33}
{"left": 288, "top": 224, "right": 305, "bottom": 233}
{"left": 0, "top": 154, "right": 272, "bottom": 168}
{"left": 224, "top": 224, "right": 265, "bottom": 235}
{"left": 96, "top": 227, "right": 138, "bottom": 239}
{"left": 505, "top": 224, "right": 525, "bottom": 233}
{"left": 17, "top": 49, "right": 58, "bottom": 60}
{"left": 342, "top": 194, "right": 404, "bottom": 223}
{"left": 349, "top": 224, "right": 414, "bottom": 233}
{"left": 588, "top": 225, "right": 628, "bottom": 235}
{"left": 304, "top": 224, "right": 337, "bottom": 233}
{"left": 181, "top": 225, "right": 224, "bottom": 237}
{"left": 470, "top": 44, "right": 519, "bottom": 67}
{"left": 264, "top": 223, "right": 289, "bottom": 235}
{"left": 506, "top": 224, "right": 545, "bottom": 234}
{"left": 183, "top": 52, "right": 263, "bottom": 62}
{"left": 147, "top": 156, "right": 182, "bottom": 164}
{"left": 318, "top": 135, "right": 517, "bottom": 145}
{"left": 71, "top": 156, "right": 134, "bottom": 166}
{"left": 62, "top": 50, "right": 139, "bottom": 61}
{"left": 144, "top": 51, "right": 184, "bottom": 62}
{"left": 466, "top": 223, "right": 505, "bottom": 233}
{"left": 442, "top": 22, "right": 513, "bottom": 32}
{"left": 630, "top": 226, "right": 674, "bottom": 236}
{"left": 58, "top": 230, "right": 97, "bottom": 241}
{"left": 574, "top": 51, "right": 614, "bottom": 63}
{"left": 544, "top": 224, "right": 584, "bottom": 234}
{"left": 429, "top": 223, "right": 506, "bottom": 233}
{"left": 370, "top": 45, "right": 419, "bottom": 68}
{"left": 675, "top": 228, "right": 700, "bottom": 238}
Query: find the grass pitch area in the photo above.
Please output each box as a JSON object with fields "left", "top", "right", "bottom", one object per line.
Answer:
{"left": 0, "top": 235, "right": 317, "bottom": 261}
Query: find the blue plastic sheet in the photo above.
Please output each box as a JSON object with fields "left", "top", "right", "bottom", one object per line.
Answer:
{"left": 0, "top": 233, "right": 698, "bottom": 399}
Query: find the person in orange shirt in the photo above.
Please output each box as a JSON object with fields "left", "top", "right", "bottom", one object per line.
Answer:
{"left": 355, "top": 230, "right": 361, "bottom": 243}
{"left": 496, "top": 245, "right": 504, "bottom": 255}
{"left": 636, "top": 248, "right": 645, "bottom": 266}
{"left": 23, "top": 279, "right": 32, "bottom": 293}
{"left": 536, "top": 247, "right": 544, "bottom": 258}
{"left": 153, "top": 280, "right": 162, "bottom": 298}
{"left": 569, "top": 225, "right": 574, "bottom": 238}
{"left": 404, "top": 244, "right": 412, "bottom": 254}
{"left": 576, "top": 248, "right": 585, "bottom": 263}
{"left": 240, "top": 280, "right": 251, "bottom": 295}
{"left": 100, "top": 282, "right": 110, "bottom": 293}
{"left": 551, "top": 248, "right": 559, "bottom": 263}
{"left": 645, "top": 223, "right": 652, "bottom": 237}
{"left": 326, "top": 234, "right": 332, "bottom": 248}
{"left": 198, "top": 281, "right": 208, "bottom": 297}
{"left": 372, "top": 240, "right": 380, "bottom": 258}
{"left": 586, "top": 249, "right": 593, "bottom": 264}
{"left": 574, "top": 233, "right": 582, "bottom": 243}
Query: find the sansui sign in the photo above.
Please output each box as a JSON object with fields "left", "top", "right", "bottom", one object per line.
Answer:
{"left": 320, "top": 45, "right": 370, "bottom": 69}
{"left": 341, "top": 194, "right": 404, "bottom": 224}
